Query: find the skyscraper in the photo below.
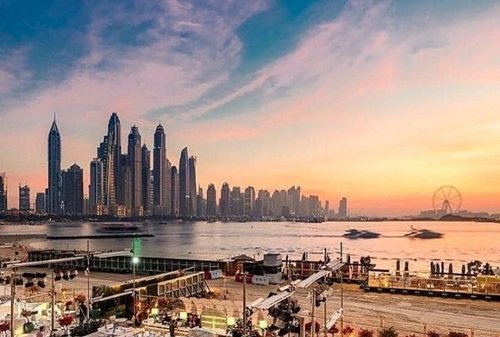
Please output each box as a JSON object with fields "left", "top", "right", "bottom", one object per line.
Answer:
{"left": 309, "top": 195, "right": 320, "bottom": 217}
{"left": 62, "top": 163, "right": 83, "bottom": 214}
{"left": 153, "top": 123, "right": 167, "bottom": 214}
{"left": 108, "top": 113, "right": 122, "bottom": 205}
{"left": 244, "top": 186, "right": 255, "bottom": 216}
{"left": 122, "top": 161, "right": 132, "bottom": 213}
{"left": 271, "top": 190, "right": 281, "bottom": 216}
{"left": 230, "top": 186, "right": 243, "bottom": 216}
{"left": 89, "top": 158, "right": 104, "bottom": 214}
{"left": 18, "top": 184, "right": 30, "bottom": 211}
{"left": 128, "top": 126, "right": 142, "bottom": 216}
{"left": 188, "top": 156, "right": 197, "bottom": 215}
{"left": 197, "top": 186, "right": 206, "bottom": 217}
{"left": 0, "top": 173, "right": 7, "bottom": 212}
{"left": 170, "top": 166, "right": 179, "bottom": 216}
{"left": 206, "top": 183, "right": 216, "bottom": 216}
{"left": 47, "top": 116, "right": 61, "bottom": 214}
{"left": 338, "top": 197, "right": 348, "bottom": 218}
{"left": 96, "top": 113, "right": 122, "bottom": 214}
{"left": 165, "top": 158, "right": 172, "bottom": 215}
{"left": 219, "top": 182, "right": 231, "bottom": 216}
{"left": 178, "top": 147, "right": 189, "bottom": 216}
{"left": 141, "top": 144, "right": 151, "bottom": 215}
{"left": 35, "top": 193, "right": 45, "bottom": 214}
{"left": 256, "top": 189, "right": 271, "bottom": 217}
{"left": 287, "top": 186, "right": 301, "bottom": 215}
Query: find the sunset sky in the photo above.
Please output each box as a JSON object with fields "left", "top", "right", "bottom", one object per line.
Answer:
{"left": 1, "top": 0, "right": 499, "bottom": 216}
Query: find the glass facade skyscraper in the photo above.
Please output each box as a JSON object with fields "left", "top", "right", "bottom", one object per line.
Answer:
{"left": 153, "top": 123, "right": 167, "bottom": 214}
{"left": 62, "top": 163, "right": 83, "bottom": 214}
{"left": 47, "top": 117, "right": 61, "bottom": 214}
{"left": 128, "top": 125, "right": 142, "bottom": 216}
{"left": 178, "top": 147, "right": 189, "bottom": 216}
{"left": 0, "top": 173, "right": 7, "bottom": 212}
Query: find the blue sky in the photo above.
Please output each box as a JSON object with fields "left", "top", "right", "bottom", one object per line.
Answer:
{"left": 1, "top": 0, "right": 500, "bottom": 215}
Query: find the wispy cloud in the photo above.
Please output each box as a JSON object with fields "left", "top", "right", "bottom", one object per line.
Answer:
{"left": 0, "top": 47, "right": 30, "bottom": 96}
{"left": 0, "top": 0, "right": 269, "bottom": 128}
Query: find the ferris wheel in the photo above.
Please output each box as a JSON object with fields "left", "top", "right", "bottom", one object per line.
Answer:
{"left": 433, "top": 185, "right": 462, "bottom": 214}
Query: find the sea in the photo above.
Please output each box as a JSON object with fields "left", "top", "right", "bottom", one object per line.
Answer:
{"left": 1, "top": 220, "right": 499, "bottom": 272}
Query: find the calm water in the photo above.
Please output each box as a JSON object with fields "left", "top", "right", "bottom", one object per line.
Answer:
{"left": 1, "top": 221, "right": 499, "bottom": 272}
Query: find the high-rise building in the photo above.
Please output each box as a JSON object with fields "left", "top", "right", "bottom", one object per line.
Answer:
{"left": 219, "top": 182, "right": 231, "bottom": 216}
{"left": 197, "top": 186, "right": 206, "bottom": 217}
{"left": 165, "top": 158, "right": 172, "bottom": 215}
{"left": 153, "top": 123, "right": 167, "bottom": 214}
{"left": 122, "top": 162, "right": 132, "bottom": 213}
{"left": 96, "top": 113, "right": 122, "bottom": 214}
{"left": 244, "top": 186, "right": 255, "bottom": 216}
{"left": 47, "top": 116, "right": 61, "bottom": 214}
{"left": 299, "top": 195, "right": 310, "bottom": 217}
{"left": 178, "top": 147, "right": 189, "bottom": 216}
{"left": 128, "top": 126, "right": 142, "bottom": 216}
{"left": 141, "top": 144, "right": 151, "bottom": 215}
{"left": 97, "top": 135, "right": 112, "bottom": 209}
{"left": 255, "top": 189, "right": 271, "bottom": 217}
{"left": 18, "top": 184, "right": 30, "bottom": 211}
{"left": 89, "top": 158, "right": 104, "bottom": 214}
{"left": 83, "top": 197, "right": 90, "bottom": 215}
{"left": 188, "top": 156, "right": 197, "bottom": 215}
{"left": 280, "top": 189, "right": 288, "bottom": 208}
{"left": 108, "top": 113, "right": 122, "bottom": 205}
{"left": 271, "top": 190, "right": 281, "bottom": 216}
{"left": 0, "top": 173, "right": 7, "bottom": 212}
{"left": 230, "top": 186, "right": 243, "bottom": 216}
{"left": 206, "top": 183, "right": 216, "bottom": 216}
{"left": 35, "top": 193, "right": 45, "bottom": 214}
{"left": 338, "top": 197, "right": 348, "bottom": 218}
{"left": 287, "top": 186, "right": 301, "bottom": 215}
{"left": 62, "top": 163, "right": 83, "bottom": 215}
{"left": 170, "top": 166, "right": 179, "bottom": 216}
{"left": 309, "top": 195, "right": 320, "bottom": 217}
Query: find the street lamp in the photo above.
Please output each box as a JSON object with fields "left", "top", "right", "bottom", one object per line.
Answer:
{"left": 132, "top": 255, "right": 139, "bottom": 321}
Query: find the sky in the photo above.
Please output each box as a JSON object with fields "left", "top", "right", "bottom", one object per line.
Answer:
{"left": 1, "top": 0, "right": 499, "bottom": 216}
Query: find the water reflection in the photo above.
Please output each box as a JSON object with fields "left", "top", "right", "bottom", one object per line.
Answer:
{"left": 0, "top": 220, "right": 498, "bottom": 271}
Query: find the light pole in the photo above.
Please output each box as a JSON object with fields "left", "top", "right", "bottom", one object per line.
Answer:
{"left": 310, "top": 288, "right": 316, "bottom": 337}
{"left": 10, "top": 268, "right": 16, "bottom": 337}
{"left": 323, "top": 296, "right": 327, "bottom": 337}
{"left": 243, "top": 272, "right": 247, "bottom": 337}
{"left": 50, "top": 271, "right": 55, "bottom": 333}
{"left": 132, "top": 255, "right": 139, "bottom": 322}
{"left": 86, "top": 240, "right": 91, "bottom": 322}
{"left": 339, "top": 243, "right": 344, "bottom": 337}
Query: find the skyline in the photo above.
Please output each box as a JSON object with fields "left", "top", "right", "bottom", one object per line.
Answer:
{"left": 1, "top": 1, "right": 500, "bottom": 216}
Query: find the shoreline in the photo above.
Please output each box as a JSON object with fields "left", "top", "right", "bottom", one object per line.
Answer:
{"left": 1, "top": 215, "right": 500, "bottom": 224}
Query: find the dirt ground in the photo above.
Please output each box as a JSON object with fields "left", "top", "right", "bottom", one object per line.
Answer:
{"left": 206, "top": 278, "right": 500, "bottom": 334}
